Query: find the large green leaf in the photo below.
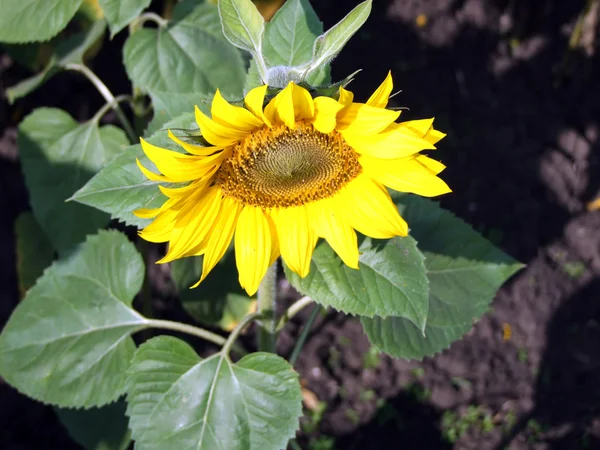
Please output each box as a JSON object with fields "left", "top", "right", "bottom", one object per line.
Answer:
{"left": 146, "top": 90, "right": 211, "bottom": 135}
{"left": 6, "top": 20, "right": 106, "bottom": 103}
{"left": 99, "top": 0, "right": 152, "bottom": 37}
{"left": 0, "top": 0, "right": 83, "bottom": 43}
{"left": 361, "top": 195, "right": 524, "bottom": 360}
{"left": 18, "top": 107, "right": 127, "bottom": 253}
{"left": 285, "top": 235, "right": 429, "bottom": 330}
{"left": 126, "top": 336, "right": 302, "bottom": 450}
{"left": 56, "top": 400, "right": 131, "bottom": 450}
{"left": 303, "top": 0, "right": 371, "bottom": 78}
{"left": 218, "top": 0, "right": 264, "bottom": 57}
{"left": 263, "top": 0, "right": 322, "bottom": 67}
{"left": 14, "top": 211, "right": 54, "bottom": 296}
{"left": 123, "top": 2, "right": 244, "bottom": 98}
{"left": 171, "top": 252, "right": 256, "bottom": 332}
{"left": 70, "top": 113, "right": 196, "bottom": 228}
{"left": 0, "top": 230, "right": 149, "bottom": 407}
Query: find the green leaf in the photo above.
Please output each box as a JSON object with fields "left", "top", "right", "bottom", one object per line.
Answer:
{"left": 6, "top": 20, "right": 106, "bottom": 103}
{"left": 126, "top": 336, "right": 302, "bottom": 450}
{"left": 361, "top": 195, "right": 524, "bottom": 360}
{"left": 18, "top": 107, "right": 128, "bottom": 253}
{"left": 123, "top": 2, "right": 244, "bottom": 98}
{"left": 99, "top": 0, "right": 152, "bottom": 37}
{"left": 14, "top": 211, "right": 54, "bottom": 297}
{"left": 146, "top": 90, "right": 211, "bottom": 135}
{"left": 218, "top": 0, "right": 264, "bottom": 57}
{"left": 56, "top": 400, "right": 131, "bottom": 450}
{"left": 263, "top": 0, "right": 321, "bottom": 67}
{"left": 304, "top": 0, "right": 371, "bottom": 76}
{"left": 285, "top": 235, "right": 429, "bottom": 330}
{"left": 0, "top": 0, "right": 83, "bottom": 43}
{"left": 244, "top": 58, "right": 263, "bottom": 93}
{"left": 0, "top": 230, "right": 149, "bottom": 407}
{"left": 70, "top": 113, "right": 197, "bottom": 228}
{"left": 171, "top": 252, "right": 256, "bottom": 332}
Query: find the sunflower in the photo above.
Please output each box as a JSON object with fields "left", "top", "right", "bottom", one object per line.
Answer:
{"left": 135, "top": 73, "right": 450, "bottom": 295}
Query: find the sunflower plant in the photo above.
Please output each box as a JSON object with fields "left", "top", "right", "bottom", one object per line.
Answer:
{"left": 1, "top": 0, "right": 522, "bottom": 449}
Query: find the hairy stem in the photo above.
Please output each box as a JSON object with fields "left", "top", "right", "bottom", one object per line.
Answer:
{"left": 147, "top": 319, "right": 247, "bottom": 356}
{"left": 91, "top": 95, "right": 131, "bottom": 124}
{"left": 222, "top": 312, "right": 262, "bottom": 358}
{"left": 65, "top": 63, "right": 137, "bottom": 143}
{"left": 257, "top": 262, "right": 278, "bottom": 352}
{"left": 276, "top": 296, "right": 313, "bottom": 332}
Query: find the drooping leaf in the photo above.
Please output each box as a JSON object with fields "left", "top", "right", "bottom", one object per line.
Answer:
{"left": 285, "top": 235, "right": 429, "bottom": 330}
{"left": 361, "top": 195, "right": 524, "bottom": 360}
{"left": 6, "top": 20, "right": 106, "bottom": 103}
{"left": 124, "top": 2, "right": 244, "bottom": 98}
{"left": 218, "top": 0, "right": 264, "bottom": 57}
{"left": 171, "top": 252, "right": 256, "bottom": 332}
{"left": 303, "top": 0, "right": 371, "bottom": 77}
{"left": 263, "top": 0, "right": 321, "bottom": 67}
{"left": 56, "top": 400, "right": 131, "bottom": 450}
{"left": 126, "top": 336, "right": 302, "bottom": 450}
{"left": 18, "top": 107, "right": 128, "bottom": 253}
{"left": 71, "top": 113, "right": 197, "bottom": 228}
{"left": 14, "top": 211, "right": 54, "bottom": 297}
{"left": 0, "top": 230, "right": 149, "bottom": 408}
{"left": 99, "top": 0, "right": 152, "bottom": 37}
{"left": 0, "top": 0, "right": 83, "bottom": 43}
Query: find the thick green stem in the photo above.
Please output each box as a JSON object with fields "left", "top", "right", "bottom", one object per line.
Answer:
{"left": 147, "top": 319, "right": 247, "bottom": 356}
{"left": 65, "top": 63, "right": 137, "bottom": 143}
{"left": 257, "top": 262, "right": 278, "bottom": 352}
{"left": 276, "top": 296, "right": 313, "bottom": 332}
{"left": 222, "top": 312, "right": 262, "bottom": 358}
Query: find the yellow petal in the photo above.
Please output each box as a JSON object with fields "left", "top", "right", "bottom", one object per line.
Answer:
{"left": 366, "top": 71, "right": 393, "bottom": 108}
{"left": 338, "top": 86, "right": 354, "bottom": 106}
{"left": 193, "top": 196, "right": 242, "bottom": 287}
{"left": 211, "top": 88, "right": 264, "bottom": 131}
{"left": 244, "top": 84, "right": 271, "bottom": 127}
{"left": 136, "top": 158, "right": 169, "bottom": 182}
{"left": 140, "top": 138, "right": 225, "bottom": 182}
{"left": 291, "top": 83, "right": 315, "bottom": 121}
{"left": 133, "top": 207, "right": 161, "bottom": 219}
{"left": 416, "top": 154, "right": 446, "bottom": 174}
{"left": 400, "top": 118, "right": 446, "bottom": 145}
{"left": 195, "top": 105, "right": 249, "bottom": 147}
{"left": 269, "top": 205, "right": 316, "bottom": 277}
{"left": 264, "top": 82, "right": 295, "bottom": 128}
{"left": 235, "top": 206, "right": 272, "bottom": 296}
{"left": 168, "top": 130, "right": 222, "bottom": 156}
{"left": 361, "top": 155, "right": 451, "bottom": 197}
{"left": 158, "top": 178, "right": 208, "bottom": 199}
{"left": 139, "top": 199, "right": 183, "bottom": 243}
{"left": 158, "top": 187, "right": 222, "bottom": 263}
{"left": 309, "top": 199, "right": 358, "bottom": 269}
{"left": 337, "top": 103, "right": 400, "bottom": 135}
{"left": 342, "top": 124, "right": 436, "bottom": 159}
{"left": 424, "top": 128, "right": 446, "bottom": 145}
{"left": 401, "top": 118, "right": 434, "bottom": 137}
{"left": 312, "top": 97, "right": 344, "bottom": 133}
{"left": 339, "top": 175, "right": 408, "bottom": 238}
{"left": 268, "top": 214, "right": 280, "bottom": 266}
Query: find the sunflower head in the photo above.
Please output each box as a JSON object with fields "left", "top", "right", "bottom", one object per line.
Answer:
{"left": 135, "top": 72, "right": 451, "bottom": 295}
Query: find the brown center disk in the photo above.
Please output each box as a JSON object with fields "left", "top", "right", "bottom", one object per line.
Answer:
{"left": 215, "top": 122, "right": 361, "bottom": 208}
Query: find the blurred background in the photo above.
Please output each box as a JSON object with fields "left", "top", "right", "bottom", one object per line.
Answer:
{"left": 1, "top": 0, "right": 600, "bottom": 449}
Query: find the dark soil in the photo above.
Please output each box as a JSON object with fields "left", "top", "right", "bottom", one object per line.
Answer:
{"left": 2, "top": 1, "right": 600, "bottom": 449}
